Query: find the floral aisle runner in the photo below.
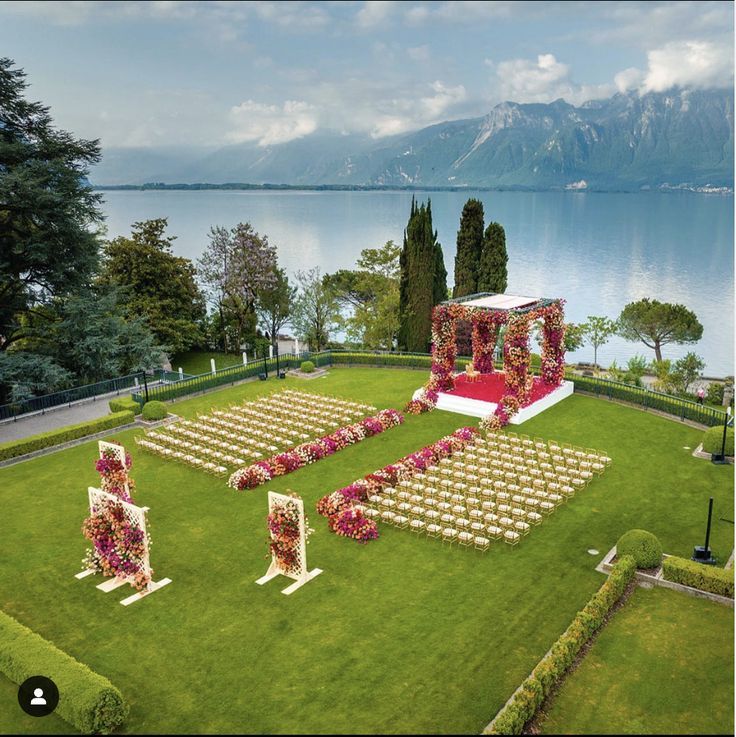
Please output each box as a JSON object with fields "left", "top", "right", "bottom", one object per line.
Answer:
{"left": 256, "top": 491, "right": 322, "bottom": 595}
{"left": 76, "top": 440, "right": 171, "bottom": 606}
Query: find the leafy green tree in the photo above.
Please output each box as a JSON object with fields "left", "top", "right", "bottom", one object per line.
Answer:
{"left": 608, "top": 355, "right": 648, "bottom": 386}
{"left": 0, "top": 351, "right": 72, "bottom": 403}
{"left": 256, "top": 267, "right": 296, "bottom": 350}
{"left": 100, "top": 219, "right": 206, "bottom": 355}
{"left": 582, "top": 316, "right": 617, "bottom": 370}
{"left": 618, "top": 298, "right": 703, "bottom": 362}
{"left": 651, "top": 359, "right": 675, "bottom": 393}
{"left": 291, "top": 267, "right": 339, "bottom": 352}
{"left": 670, "top": 352, "right": 706, "bottom": 395}
{"left": 398, "top": 198, "right": 447, "bottom": 352}
{"left": 328, "top": 241, "right": 400, "bottom": 350}
{"left": 453, "top": 199, "right": 484, "bottom": 298}
{"left": 0, "top": 57, "right": 103, "bottom": 353}
{"left": 39, "top": 286, "right": 163, "bottom": 384}
{"left": 563, "top": 322, "right": 587, "bottom": 352}
{"left": 477, "top": 222, "right": 508, "bottom": 293}
{"left": 197, "top": 223, "right": 277, "bottom": 353}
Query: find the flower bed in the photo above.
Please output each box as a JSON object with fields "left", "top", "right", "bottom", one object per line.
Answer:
{"left": 228, "top": 408, "right": 404, "bottom": 490}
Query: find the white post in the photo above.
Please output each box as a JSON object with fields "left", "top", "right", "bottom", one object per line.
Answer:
{"left": 295, "top": 338, "right": 300, "bottom": 356}
{"left": 178, "top": 367, "right": 184, "bottom": 380}
{"left": 269, "top": 345, "right": 274, "bottom": 359}
{"left": 242, "top": 351, "right": 248, "bottom": 366}
{"left": 210, "top": 358, "right": 216, "bottom": 374}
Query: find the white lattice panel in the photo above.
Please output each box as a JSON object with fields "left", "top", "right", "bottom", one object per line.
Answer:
{"left": 255, "top": 491, "right": 322, "bottom": 595}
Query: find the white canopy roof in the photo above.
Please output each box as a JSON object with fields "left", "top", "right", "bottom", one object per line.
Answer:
{"left": 459, "top": 294, "right": 540, "bottom": 310}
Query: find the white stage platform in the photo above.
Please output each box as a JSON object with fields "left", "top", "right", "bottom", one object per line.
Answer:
{"left": 413, "top": 380, "right": 574, "bottom": 424}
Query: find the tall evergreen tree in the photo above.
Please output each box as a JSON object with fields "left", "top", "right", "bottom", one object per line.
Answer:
{"left": 398, "top": 198, "right": 447, "bottom": 352}
{"left": 453, "top": 198, "right": 484, "bottom": 297}
{"left": 478, "top": 221, "right": 508, "bottom": 293}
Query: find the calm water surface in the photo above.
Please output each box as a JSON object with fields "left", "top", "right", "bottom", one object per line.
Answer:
{"left": 100, "top": 190, "right": 734, "bottom": 376}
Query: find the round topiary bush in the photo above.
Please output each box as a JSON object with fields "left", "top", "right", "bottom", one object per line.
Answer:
{"left": 300, "top": 360, "right": 315, "bottom": 374}
{"left": 702, "top": 425, "right": 734, "bottom": 457}
{"left": 142, "top": 400, "right": 168, "bottom": 421}
{"left": 616, "top": 529, "right": 663, "bottom": 569}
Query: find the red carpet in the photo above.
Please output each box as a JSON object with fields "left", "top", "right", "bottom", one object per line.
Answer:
{"left": 445, "top": 373, "right": 558, "bottom": 407}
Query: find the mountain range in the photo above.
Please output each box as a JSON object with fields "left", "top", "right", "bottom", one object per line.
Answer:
{"left": 91, "top": 88, "right": 734, "bottom": 191}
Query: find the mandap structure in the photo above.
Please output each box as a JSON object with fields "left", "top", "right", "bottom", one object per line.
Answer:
{"left": 410, "top": 292, "right": 572, "bottom": 427}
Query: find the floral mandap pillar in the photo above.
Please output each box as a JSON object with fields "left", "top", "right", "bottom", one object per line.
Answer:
{"left": 539, "top": 302, "right": 566, "bottom": 386}
{"left": 429, "top": 304, "right": 459, "bottom": 392}
{"left": 503, "top": 313, "right": 533, "bottom": 404}
{"left": 471, "top": 310, "right": 503, "bottom": 374}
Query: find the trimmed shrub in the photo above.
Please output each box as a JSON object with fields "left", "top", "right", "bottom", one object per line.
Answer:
{"left": 702, "top": 425, "right": 734, "bottom": 456}
{"left": 141, "top": 400, "right": 168, "bottom": 421}
{"left": 0, "top": 411, "right": 134, "bottom": 463}
{"left": 662, "top": 556, "right": 734, "bottom": 598}
{"left": 487, "top": 556, "right": 636, "bottom": 735}
{"left": 616, "top": 529, "right": 663, "bottom": 569}
{"left": 706, "top": 382, "right": 725, "bottom": 406}
{"left": 300, "top": 360, "right": 315, "bottom": 374}
{"left": 108, "top": 397, "right": 141, "bottom": 415}
{"left": 0, "top": 609, "right": 128, "bottom": 733}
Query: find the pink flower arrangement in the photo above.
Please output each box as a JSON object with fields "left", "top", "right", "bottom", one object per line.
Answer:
{"left": 228, "top": 408, "right": 405, "bottom": 490}
{"left": 267, "top": 495, "right": 312, "bottom": 575}
{"left": 329, "top": 507, "right": 378, "bottom": 543}
{"left": 316, "top": 426, "right": 478, "bottom": 544}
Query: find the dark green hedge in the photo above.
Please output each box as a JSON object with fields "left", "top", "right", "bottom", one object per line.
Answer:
{"left": 616, "top": 529, "right": 663, "bottom": 569}
{"left": 0, "top": 411, "right": 135, "bottom": 462}
{"left": 487, "top": 556, "right": 636, "bottom": 735}
{"left": 702, "top": 426, "right": 734, "bottom": 456}
{"left": 108, "top": 397, "right": 141, "bottom": 415}
{"left": 662, "top": 556, "right": 734, "bottom": 598}
{"left": 0, "top": 609, "right": 128, "bottom": 733}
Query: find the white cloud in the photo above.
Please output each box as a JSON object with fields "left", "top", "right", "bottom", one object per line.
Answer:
{"left": 227, "top": 100, "right": 318, "bottom": 145}
{"left": 405, "top": 1, "right": 517, "bottom": 24}
{"left": 420, "top": 80, "right": 467, "bottom": 119}
{"left": 494, "top": 53, "right": 614, "bottom": 105}
{"left": 356, "top": 0, "right": 393, "bottom": 28}
{"left": 640, "top": 40, "right": 733, "bottom": 92}
{"left": 614, "top": 67, "right": 645, "bottom": 94}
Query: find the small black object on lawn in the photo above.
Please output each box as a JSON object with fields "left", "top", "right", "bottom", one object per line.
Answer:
{"left": 258, "top": 372, "right": 267, "bottom": 381}
{"left": 278, "top": 371, "right": 286, "bottom": 379}
{"left": 691, "top": 496, "right": 717, "bottom": 565}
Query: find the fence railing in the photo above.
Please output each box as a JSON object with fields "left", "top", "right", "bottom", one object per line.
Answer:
{"left": 8, "top": 349, "right": 718, "bottom": 427}
{"left": 0, "top": 371, "right": 152, "bottom": 422}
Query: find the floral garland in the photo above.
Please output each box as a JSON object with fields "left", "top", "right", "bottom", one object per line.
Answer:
{"left": 538, "top": 302, "right": 567, "bottom": 386}
{"left": 404, "top": 387, "right": 438, "bottom": 415}
{"left": 95, "top": 443, "right": 134, "bottom": 502}
{"left": 228, "top": 408, "right": 404, "bottom": 490}
{"left": 471, "top": 310, "right": 504, "bottom": 374}
{"left": 316, "top": 426, "right": 478, "bottom": 542}
{"left": 267, "top": 495, "right": 313, "bottom": 575}
{"left": 82, "top": 444, "right": 152, "bottom": 590}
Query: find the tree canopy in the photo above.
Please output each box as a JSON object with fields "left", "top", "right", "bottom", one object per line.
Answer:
{"left": 618, "top": 298, "right": 703, "bottom": 362}
{"left": 398, "top": 198, "right": 447, "bottom": 352}
{"left": 100, "top": 218, "right": 206, "bottom": 355}
{"left": 291, "top": 267, "right": 339, "bottom": 352}
{"left": 453, "top": 199, "right": 484, "bottom": 298}
{"left": 257, "top": 267, "right": 296, "bottom": 349}
{"left": 0, "top": 57, "right": 103, "bottom": 353}
{"left": 477, "top": 221, "right": 508, "bottom": 293}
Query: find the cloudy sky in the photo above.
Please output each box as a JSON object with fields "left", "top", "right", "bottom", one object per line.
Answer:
{"left": 0, "top": 0, "right": 732, "bottom": 149}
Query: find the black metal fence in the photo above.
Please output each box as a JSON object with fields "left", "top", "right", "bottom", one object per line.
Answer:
{"left": 5, "top": 349, "right": 726, "bottom": 428}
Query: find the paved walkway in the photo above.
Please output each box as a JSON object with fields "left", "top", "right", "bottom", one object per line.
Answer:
{"left": 0, "top": 394, "right": 123, "bottom": 444}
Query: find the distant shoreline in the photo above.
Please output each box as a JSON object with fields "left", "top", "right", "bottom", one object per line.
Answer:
{"left": 92, "top": 182, "right": 734, "bottom": 195}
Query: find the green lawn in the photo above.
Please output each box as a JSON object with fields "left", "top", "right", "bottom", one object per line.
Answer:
{"left": 170, "top": 350, "right": 245, "bottom": 376}
{"left": 0, "top": 368, "right": 732, "bottom": 734}
{"left": 541, "top": 586, "right": 734, "bottom": 735}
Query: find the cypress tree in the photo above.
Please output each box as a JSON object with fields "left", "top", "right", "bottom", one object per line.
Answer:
{"left": 397, "top": 199, "right": 448, "bottom": 352}
{"left": 453, "top": 198, "right": 484, "bottom": 297}
{"left": 478, "top": 221, "right": 508, "bottom": 293}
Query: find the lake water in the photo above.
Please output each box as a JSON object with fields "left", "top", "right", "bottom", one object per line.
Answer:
{"left": 99, "top": 189, "right": 734, "bottom": 377}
